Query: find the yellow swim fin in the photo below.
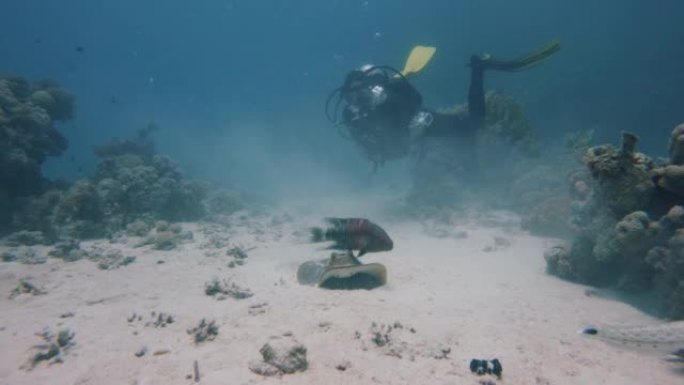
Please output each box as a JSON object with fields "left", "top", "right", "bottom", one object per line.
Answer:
{"left": 483, "top": 38, "right": 562, "bottom": 72}
{"left": 400, "top": 45, "right": 437, "bottom": 77}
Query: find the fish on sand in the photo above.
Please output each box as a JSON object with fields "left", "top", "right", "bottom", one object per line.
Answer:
{"left": 310, "top": 217, "right": 393, "bottom": 257}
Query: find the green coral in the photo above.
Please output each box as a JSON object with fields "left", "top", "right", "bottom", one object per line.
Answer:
{"left": 482, "top": 91, "right": 539, "bottom": 157}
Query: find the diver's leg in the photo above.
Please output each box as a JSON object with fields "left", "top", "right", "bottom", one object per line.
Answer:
{"left": 467, "top": 55, "right": 487, "bottom": 129}
{"left": 466, "top": 39, "right": 561, "bottom": 127}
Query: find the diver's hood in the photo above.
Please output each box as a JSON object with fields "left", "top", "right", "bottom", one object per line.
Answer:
{"left": 341, "top": 65, "right": 392, "bottom": 110}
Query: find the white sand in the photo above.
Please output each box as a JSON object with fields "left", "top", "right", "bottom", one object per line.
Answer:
{"left": 0, "top": 205, "right": 682, "bottom": 385}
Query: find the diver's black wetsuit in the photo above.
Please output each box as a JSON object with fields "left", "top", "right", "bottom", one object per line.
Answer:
{"left": 333, "top": 57, "right": 489, "bottom": 167}
{"left": 341, "top": 73, "right": 423, "bottom": 163}
{"left": 419, "top": 55, "right": 488, "bottom": 144}
{"left": 328, "top": 40, "right": 560, "bottom": 167}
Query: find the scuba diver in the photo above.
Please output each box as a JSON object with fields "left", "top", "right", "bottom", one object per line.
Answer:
{"left": 325, "top": 40, "right": 562, "bottom": 170}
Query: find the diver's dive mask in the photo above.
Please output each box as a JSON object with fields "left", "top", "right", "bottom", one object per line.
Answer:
{"left": 342, "top": 65, "right": 390, "bottom": 111}
{"left": 325, "top": 65, "right": 406, "bottom": 124}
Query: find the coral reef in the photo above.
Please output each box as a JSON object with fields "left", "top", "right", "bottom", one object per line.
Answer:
{"left": 48, "top": 239, "right": 88, "bottom": 262}
{"left": 545, "top": 126, "right": 684, "bottom": 318}
{"left": 435, "top": 91, "right": 539, "bottom": 159}
{"left": 481, "top": 91, "right": 539, "bottom": 158}
{"left": 11, "top": 190, "right": 63, "bottom": 237}
{"left": 1, "top": 230, "right": 49, "bottom": 246}
{"left": 669, "top": 123, "right": 684, "bottom": 165}
{"left": 408, "top": 91, "right": 539, "bottom": 209}
{"left": 543, "top": 244, "right": 573, "bottom": 279}
{"left": 0, "top": 76, "right": 74, "bottom": 231}
{"left": 1, "top": 246, "right": 48, "bottom": 264}
{"left": 92, "top": 128, "right": 210, "bottom": 225}
{"left": 134, "top": 221, "right": 193, "bottom": 250}
{"left": 654, "top": 165, "right": 684, "bottom": 198}
{"left": 0, "top": 73, "right": 244, "bottom": 242}
{"left": 93, "top": 123, "right": 156, "bottom": 159}
{"left": 581, "top": 133, "right": 655, "bottom": 218}
{"left": 5, "top": 125, "right": 240, "bottom": 243}
{"left": 53, "top": 181, "right": 104, "bottom": 239}
{"left": 95, "top": 250, "right": 136, "bottom": 270}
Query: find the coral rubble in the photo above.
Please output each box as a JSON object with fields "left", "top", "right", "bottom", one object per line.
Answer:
{"left": 249, "top": 335, "right": 308, "bottom": 376}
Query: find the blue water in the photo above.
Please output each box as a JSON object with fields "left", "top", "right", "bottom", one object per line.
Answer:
{"left": 2, "top": 0, "right": 683, "bottom": 198}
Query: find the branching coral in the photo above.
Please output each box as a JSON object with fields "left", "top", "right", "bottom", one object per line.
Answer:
{"left": 0, "top": 76, "right": 73, "bottom": 203}
{"left": 53, "top": 181, "right": 104, "bottom": 238}
{"left": 0, "top": 75, "right": 238, "bottom": 244}
{"left": 5, "top": 122, "right": 215, "bottom": 240}
{"left": 93, "top": 151, "right": 208, "bottom": 224}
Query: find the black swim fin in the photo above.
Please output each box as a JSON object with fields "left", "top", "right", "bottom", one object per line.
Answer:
{"left": 475, "top": 38, "right": 562, "bottom": 72}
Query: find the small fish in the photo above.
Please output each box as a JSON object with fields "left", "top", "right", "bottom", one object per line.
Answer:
{"left": 310, "top": 217, "right": 393, "bottom": 257}
{"left": 579, "top": 321, "right": 684, "bottom": 358}
{"left": 75, "top": 45, "right": 85, "bottom": 53}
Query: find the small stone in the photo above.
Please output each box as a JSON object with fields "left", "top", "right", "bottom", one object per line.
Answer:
{"left": 335, "top": 360, "right": 351, "bottom": 371}
{"left": 134, "top": 347, "right": 147, "bottom": 357}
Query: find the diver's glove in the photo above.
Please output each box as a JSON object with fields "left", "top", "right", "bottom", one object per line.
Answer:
{"left": 471, "top": 39, "right": 561, "bottom": 72}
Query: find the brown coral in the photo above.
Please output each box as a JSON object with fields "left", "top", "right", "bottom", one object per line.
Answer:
{"left": 582, "top": 138, "right": 655, "bottom": 218}
{"left": 0, "top": 76, "right": 73, "bottom": 209}
{"left": 668, "top": 123, "right": 684, "bottom": 165}
{"left": 655, "top": 165, "right": 684, "bottom": 198}
{"left": 614, "top": 211, "right": 652, "bottom": 249}
{"left": 544, "top": 244, "right": 574, "bottom": 279}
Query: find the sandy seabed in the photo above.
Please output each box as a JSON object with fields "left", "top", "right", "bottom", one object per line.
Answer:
{"left": 1, "top": 202, "right": 682, "bottom": 385}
